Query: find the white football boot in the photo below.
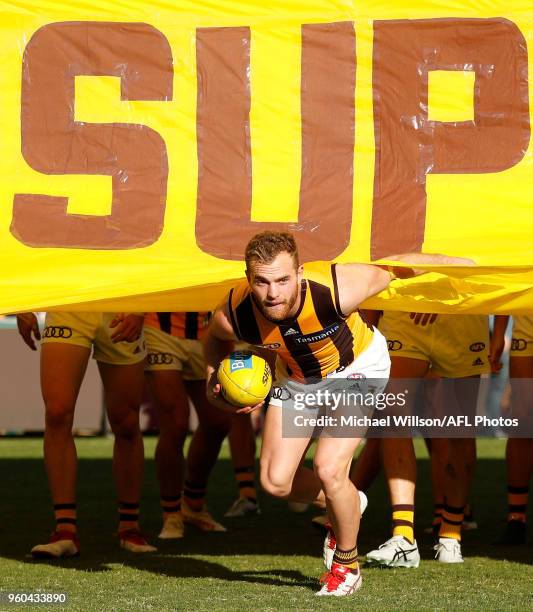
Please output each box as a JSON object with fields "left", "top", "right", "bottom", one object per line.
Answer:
{"left": 366, "top": 535, "right": 420, "bottom": 568}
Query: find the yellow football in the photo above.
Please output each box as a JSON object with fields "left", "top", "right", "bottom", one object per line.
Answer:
{"left": 217, "top": 350, "right": 272, "bottom": 408}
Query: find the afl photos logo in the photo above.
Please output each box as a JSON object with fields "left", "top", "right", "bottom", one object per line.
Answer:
{"left": 147, "top": 352, "right": 173, "bottom": 365}
{"left": 43, "top": 326, "right": 72, "bottom": 339}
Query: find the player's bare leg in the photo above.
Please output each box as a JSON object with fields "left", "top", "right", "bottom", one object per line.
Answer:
{"left": 433, "top": 377, "right": 478, "bottom": 563}
{"left": 427, "top": 438, "right": 447, "bottom": 535}
{"left": 366, "top": 357, "right": 428, "bottom": 568}
{"left": 314, "top": 436, "right": 362, "bottom": 549}
{"left": 179, "top": 380, "right": 230, "bottom": 532}
{"left": 41, "top": 343, "right": 90, "bottom": 514}
{"left": 260, "top": 404, "right": 317, "bottom": 501}
{"left": 350, "top": 438, "right": 381, "bottom": 493}
{"left": 496, "top": 356, "right": 533, "bottom": 545}
{"left": 99, "top": 360, "right": 154, "bottom": 552}
{"left": 32, "top": 343, "right": 90, "bottom": 557}
{"left": 226, "top": 413, "right": 259, "bottom": 517}
{"left": 146, "top": 369, "right": 190, "bottom": 507}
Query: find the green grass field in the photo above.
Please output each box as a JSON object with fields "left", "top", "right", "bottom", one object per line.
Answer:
{"left": 0, "top": 437, "right": 531, "bottom": 611}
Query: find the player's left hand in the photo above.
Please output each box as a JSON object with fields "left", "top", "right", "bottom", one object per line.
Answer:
{"left": 16, "top": 312, "right": 41, "bottom": 350}
{"left": 410, "top": 312, "right": 437, "bottom": 326}
{"left": 109, "top": 313, "right": 144, "bottom": 343}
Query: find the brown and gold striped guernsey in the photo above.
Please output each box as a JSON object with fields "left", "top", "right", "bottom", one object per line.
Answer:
{"left": 144, "top": 312, "right": 212, "bottom": 340}
{"left": 228, "top": 261, "right": 374, "bottom": 382}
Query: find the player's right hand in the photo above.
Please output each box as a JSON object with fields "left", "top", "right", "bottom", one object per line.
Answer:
{"left": 206, "top": 372, "right": 264, "bottom": 415}
{"left": 410, "top": 312, "right": 437, "bottom": 326}
{"left": 16, "top": 312, "right": 41, "bottom": 351}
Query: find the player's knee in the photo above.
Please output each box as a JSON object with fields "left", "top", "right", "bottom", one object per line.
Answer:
{"left": 44, "top": 400, "right": 75, "bottom": 430}
{"left": 158, "top": 422, "right": 188, "bottom": 446}
{"left": 199, "top": 422, "right": 229, "bottom": 444}
{"left": 259, "top": 463, "right": 291, "bottom": 498}
{"left": 313, "top": 460, "right": 344, "bottom": 494}
{"left": 109, "top": 410, "right": 140, "bottom": 440}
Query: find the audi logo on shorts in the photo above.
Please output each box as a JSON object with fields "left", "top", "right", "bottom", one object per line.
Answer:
{"left": 43, "top": 326, "right": 72, "bottom": 339}
{"left": 147, "top": 352, "right": 173, "bottom": 365}
{"left": 469, "top": 342, "right": 486, "bottom": 352}
{"left": 272, "top": 387, "right": 292, "bottom": 401}
{"left": 387, "top": 340, "right": 403, "bottom": 351}
{"left": 511, "top": 338, "right": 528, "bottom": 351}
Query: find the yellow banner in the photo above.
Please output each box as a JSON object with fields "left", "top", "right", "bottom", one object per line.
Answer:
{"left": 0, "top": 1, "right": 532, "bottom": 314}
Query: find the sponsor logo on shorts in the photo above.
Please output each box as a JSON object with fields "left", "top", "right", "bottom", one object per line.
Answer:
{"left": 472, "top": 357, "right": 484, "bottom": 366}
{"left": 260, "top": 343, "right": 281, "bottom": 350}
{"left": 387, "top": 340, "right": 403, "bottom": 351}
{"left": 469, "top": 342, "right": 486, "bottom": 352}
{"left": 347, "top": 372, "right": 367, "bottom": 379}
{"left": 511, "top": 338, "right": 529, "bottom": 351}
{"left": 294, "top": 323, "right": 340, "bottom": 345}
{"left": 43, "top": 326, "right": 72, "bottom": 339}
{"left": 272, "top": 386, "right": 292, "bottom": 401}
{"left": 148, "top": 352, "right": 173, "bottom": 365}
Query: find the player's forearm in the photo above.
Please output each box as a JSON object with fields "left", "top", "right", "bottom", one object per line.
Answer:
{"left": 492, "top": 315, "right": 510, "bottom": 341}
{"left": 387, "top": 253, "right": 475, "bottom": 278}
{"left": 203, "top": 333, "right": 235, "bottom": 379}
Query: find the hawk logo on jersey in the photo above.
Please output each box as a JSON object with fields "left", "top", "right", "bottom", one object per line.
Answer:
{"left": 469, "top": 342, "right": 486, "bottom": 352}
{"left": 387, "top": 340, "right": 403, "bottom": 351}
{"left": 148, "top": 352, "right": 173, "bottom": 365}
{"left": 43, "top": 326, "right": 72, "bottom": 339}
{"left": 511, "top": 338, "right": 528, "bottom": 351}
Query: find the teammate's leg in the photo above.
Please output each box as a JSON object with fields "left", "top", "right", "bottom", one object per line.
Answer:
{"left": 180, "top": 380, "right": 231, "bottom": 531}
{"left": 146, "top": 368, "right": 190, "bottom": 537}
{"left": 350, "top": 438, "right": 381, "bottom": 493}
{"left": 225, "top": 414, "right": 260, "bottom": 517}
{"left": 497, "top": 355, "right": 533, "bottom": 544}
{"left": 99, "top": 360, "right": 155, "bottom": 552}
{"left": 366, "top": 357, "right": 429, "bottom": 567}
{"left": 427, "top": 438, "right": 447, "bottom": 535}
{"left": 32, "top": 342, "right": 90, "bottom": 557}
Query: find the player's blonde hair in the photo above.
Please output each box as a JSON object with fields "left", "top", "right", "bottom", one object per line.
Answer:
{"left": 245, "top": 231, "right": 299, "bottom": 270}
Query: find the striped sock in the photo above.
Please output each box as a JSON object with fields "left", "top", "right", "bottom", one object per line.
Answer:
{"left": 508, "top": 485, "right": 528, "bottom": 523}
{"left": 183, "top": 481, "right": 206, "bottom": 512}
{"left": 161, "top": 495, "right": 181, "bottom": 521}
{"left": 439, "top": 504, "right": 464, "bottom": 541}
{"left": 118, "top": 501, "right": 140, "bottom": 533}
{"left": 234, "top": 466, "right": 257, "bottom": 502}
{"left": 392, "top": 504, "right": 415, "bottom": 544}
{"left": 54, "top": 503, "right": 77, "bottom": 534}
{"left": 332, "top": 546, "right": 359, "bottom": 573}
{"left": 432, "top": 503, "right": 444, "bottom": 529}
